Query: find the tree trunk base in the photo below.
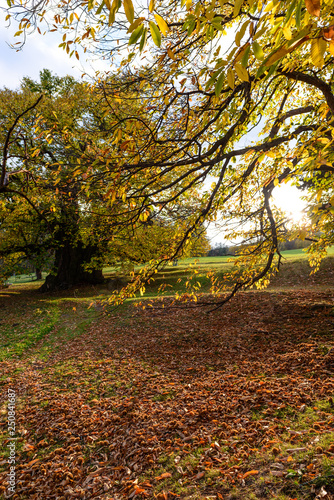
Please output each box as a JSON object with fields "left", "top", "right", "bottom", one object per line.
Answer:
{"left": 39, "top": 269, "right": 104, "bottom": 292}
{"left": 38, "top": 243, "right": 104, "bottom": 292}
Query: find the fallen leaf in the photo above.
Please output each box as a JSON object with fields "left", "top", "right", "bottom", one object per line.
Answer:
{"left": 22, "top": 443, "right": 35, "bottom": 451}
{"left": 194, "top": 471, "right": 205, "bottom": 479}
{"left": 243, "top": 470, "right": 259, "bottom": 478}
{"left": 27, "top": 459, "right": 40, "bottom": 467}
{"left": 271, "top": 470, "right": 284, "bottom": 477}
{"left": 155, "top": 472, "right": 172, "bottom": 480}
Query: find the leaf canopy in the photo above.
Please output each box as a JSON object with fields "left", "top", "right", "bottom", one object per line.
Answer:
{"left": 2, "top": 0, "right": 334, "bottom": 303}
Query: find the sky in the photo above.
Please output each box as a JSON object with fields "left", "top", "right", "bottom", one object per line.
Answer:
{"left": 1, "top": 16, "right": 81, "bottom": 88}
{"left": 0, "top": 10, "right": 308, "bottom": 244}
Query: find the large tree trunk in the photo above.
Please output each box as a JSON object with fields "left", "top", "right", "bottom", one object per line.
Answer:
{"left": 39, "top": 241, "right": 104, "bottom": 292}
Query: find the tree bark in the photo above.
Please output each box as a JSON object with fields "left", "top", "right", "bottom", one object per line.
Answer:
{"left": 35, "top": 268, "right": 42, "bottom": 280}
{"left": 39, "top": 241, "right": 104, "bottom": 292}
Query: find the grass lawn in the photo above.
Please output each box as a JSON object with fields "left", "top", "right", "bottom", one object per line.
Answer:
{"left": 1, "top": 254, "right": 334, "bottom": 499}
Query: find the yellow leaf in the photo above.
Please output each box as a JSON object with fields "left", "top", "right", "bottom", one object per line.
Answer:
{"left": 283, "top": 27, "right": 292, "bottom": 40}
{"left": 123, "top": 0, "right": 134, "bottom": 23}
{"left": 227, "top": 67, "right": 235, "bottom": 89}
{"left": 299, "top": 229, "right": 307, "bottom": 240}
{"left": 149, "top": 0, "right": 155, "bottom": 12}
{"left": 311, "top": 37, "right": 326, "bottom": 68}
{"left": 305, "top": 0, "right": 320, "bottom": 17}
{"left": 167, "top": 48, "right": 176, "bottom": 60}
{"left": 263, "top": 0, "right": 274, "bottom": 12}
{"left": 235, "top": 44, "right": 247, "bottom": 62}
{"left": 329, "top": 40, "right": 334, "bottom": 56}
{"left": 127, "top": 17, "right": 145, "bottom": 33}
{"left": 154, "top": 14, "right": 169, "bottom": 35}
{"left": 235, "top": 20, "right": 249, "bottom": 47}
{"left": 265, "top": 46, "right": 289, "bottom": 66}
{"left": 274, "top": 177, "right": 279, "bottom": 186}
{"left": 235, "top": 62, "right": 249, "bottom": 81}
{"left": 186, "top": 0, "right": 192, "bottom": 10}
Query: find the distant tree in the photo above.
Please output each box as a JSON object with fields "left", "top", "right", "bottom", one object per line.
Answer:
{"left": 0, "top": 71, "right": 119, "bottom": 289}
{"left": 208, "top": 244, "right": 229, "bottom": 257}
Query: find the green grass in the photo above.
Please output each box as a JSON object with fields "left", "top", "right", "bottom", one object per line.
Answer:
{"left": 3, "top": 248, "right": 334, "bottom": 306}
{"left": 9, "top": 247, "right": 333, "bottom": 287}
{"left": 0, "top": 297, "right": 100, "bottom": 362}
{"left": 6, "top": 272, "right": 48, "bottom": 285}
{"left": 0, "top": 304, "right": 59, "bottom": 360}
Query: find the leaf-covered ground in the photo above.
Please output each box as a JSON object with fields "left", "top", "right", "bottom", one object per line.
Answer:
{"left": 1, "top": 261, "right": 334, "bottom": 499}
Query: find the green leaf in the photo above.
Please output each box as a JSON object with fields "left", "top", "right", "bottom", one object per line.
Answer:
{"left": 127, "top": 17, "right": 145, "bottom": 33}
{"left": 233, "top": 0, "right": 243, "bottom": 17}
{"left": 205, "top": 68, "right": 223, "bottom": 90}
{"left": 211, "top": 17, "right": 224, "bottom": 31}
{"left": 149, "top": 21, "right": 161, "bottom": 47}
{"left": 187, "top": 19, "right": 196, "bottom": 36}
{"left": 241, "top": 44, "right": 251, "bottom": 67}
{"left": 295, "top": 0, "right": 302, "bottom": 28}
{"left": 227, "top": 67, "right": 235, "bottom": 89}
{"left": 215, "top": 71, "right": 225, "bottom": 96}
{"left": 139, "top": 27, "right": 147, "bottom": 52}
{"left": 129, "top": 23, "right": 144, "bottom": 44}
{"left": 123, "top": 0, "right": 134, "bottom": 23}
{"left": 284, "top": 0, "right": 297, "bottom": 25}
{"left": 252, "top": 41, "right": 264, "bottom": 60}
{"left": 263, "top": 61, "right": 279, "bottom": 81}
{"left": 96, "top": 1, "right": 104, "bottom": 15}
{"left": 287, "top": 25, "right": 311, "bottom": 46}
